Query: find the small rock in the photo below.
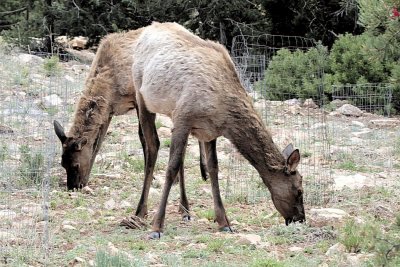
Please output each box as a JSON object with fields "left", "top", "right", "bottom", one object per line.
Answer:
{"left": 82, "top": 186, "right": 94, "bottom": 195}
{"left": 65, "top": 48, "right": 95, "bottom": 64}
{"left": 351, "top": 129, "right": 372, "bottom": 137}
{"left": 65, "top": 75, "right": 75, "bottom": 82}
{"left": 120, "top": 200, "right": 132, "bottom": 209}
{"left": 336, "top": 104, "right": 363, "bottom": 117}
{"left": 302, "top": 98, "right": 318, "bottom": 108}
{"left": 254, "top": 100, "right": 266, "bottom": 111}
{"left": 55, "top": 36, "right": 69, "bottom": 46}
{"left": 62, "top": 220, "right": 77, "bottom": 226}
{"left": 71, "top": 65, "right": 88, "bottom": 75}
{"left": 326, "top": 242, "right": 346, "bottom": 256}
{"left": 0, "top": 125, "right": 13, "bottom": 134}
{"left": 69, "top": 36, "right": 89, "bottom": 50}
{"left": 104, "top": 199, "right": 116, "bottom": 210}
{"left": 236, "top": 233, "right": 262, "bottom": 246}
{"left": 273, "top": 119, "right": 284, "bottom": 125}
{"left": 257, "top": 241, "right": 270, "bottom": 249}
{"left": 107, "top": 242, "right": 119, "bottom": 255}
{"left": 377, "top": 172, "right": 388, "bottom": 179}
{"left": 0, "top": 210, "right": 17, "bottom": 220}
{"left": 289, "top": 246, "right": 303, "bottom": 252}
{"left": 73, "top": 257, "right": 85, "bottom": 263}
{"left": 42, "top": 94, "right": 63, "bottom": 108}
{"left": 346, "top": 253, "right": 375, "bottom": 266}
{"left": 18, "top": 53, "right": 44, "bottom": 64}
{"left": 334, "top": 174, "right": 371, "bottom": 190}
{"left": 368, "top": 119, "right": 400, "bottom": 128}
{"left": 330, "top": 99, "right": 349, "bottom": 108}
{"left": 351, "top": 121, "right": 365, "bottom": 127}
{"left": 284, "top": 99, "right": 301, "bottom": 106}
{"left": 308, "top": 208, "right": 349, "bottom": 228}
{"left": 286, "top": 105, "right": 301, "bottom": 115}
{"left": 230, "top": 220, "right": 240, "bottom": 225}
{"left": 371, "top": 204, "right": 394, "bottom": 218}
{"left": 62, "top": 225, "right": 77, "bottom": 231}
{"left": 88, "top": 260, "right": 95, "bottom": 266}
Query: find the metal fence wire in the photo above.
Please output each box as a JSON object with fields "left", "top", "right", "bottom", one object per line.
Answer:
{"left": 227, "top": 34, "right": 333, "bottom": 206}
{"left": 0, "top": 50, "right": 85, "bottom": 265}
{"left": 331, "top": 83, "right": 393, "bottom": 116}
{"left": 0, "top": 35, "right": 399, "bottom": 265}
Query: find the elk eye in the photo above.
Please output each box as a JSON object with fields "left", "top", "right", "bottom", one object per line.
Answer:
{"left": 72, "top": 163, "right": 80, "bottom": 169}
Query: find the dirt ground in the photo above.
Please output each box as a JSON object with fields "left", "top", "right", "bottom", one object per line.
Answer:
{"left": 0, "top": 50, "right": 400, "bottom": 267}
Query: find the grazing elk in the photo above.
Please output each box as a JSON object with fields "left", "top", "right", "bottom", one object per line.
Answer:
{"left": 131, "top": 22, "right": 305, "bottom": 238}
{"left": 53, "top": 28, "right": 207, "bottom": 223}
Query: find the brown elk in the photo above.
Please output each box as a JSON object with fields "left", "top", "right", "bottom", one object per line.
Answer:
{"left": 131, "top": 22, "right": 305, "bottom": 238}
{"left": 53, "top": 28, "right": 207, "bottom": 222}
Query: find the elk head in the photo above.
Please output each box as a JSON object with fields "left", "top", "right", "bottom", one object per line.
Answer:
{"left": 54, "top": 120, "right": 92, "bottom": 190}
{"left": 266, "top": 144, "right": 305, "bottom": 225}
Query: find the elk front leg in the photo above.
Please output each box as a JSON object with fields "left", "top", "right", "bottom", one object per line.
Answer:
{"left": 204, "top": 139, "right": 232, "bottom": 232}
{"left": 135, "top": 97, "right": 160, "bottom": 218}
{"left": 149, "top": 125, "right": 190, "bottom": 239}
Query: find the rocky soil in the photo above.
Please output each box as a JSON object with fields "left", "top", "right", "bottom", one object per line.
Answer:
{"left": 0, "top": 49, "right": 399, "bottom": 266}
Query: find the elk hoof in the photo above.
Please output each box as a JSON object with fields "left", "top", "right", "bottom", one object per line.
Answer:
{"left": 182, "top": 214, "right": 191, "bottom": 222}
{"left": 219, "top": 226, "right": 234, "bottom": 233}
{"left": 148, "top": 231, "right": 163, "bottom": 239}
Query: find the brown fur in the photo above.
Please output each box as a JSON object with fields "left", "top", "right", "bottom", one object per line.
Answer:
{"left": 131, "top": 22, "right": 305, "bottom": 236}
{"left": 54, "top": 27, "right": 204, "bottom": 221}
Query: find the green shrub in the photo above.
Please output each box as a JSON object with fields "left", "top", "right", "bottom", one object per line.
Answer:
{"left": 250, "top": 257, "right": 284, "bottom": 267}
{"left": 18, "top": 145, "right": 44, "bottom": 186}
{"left": 95, "top": 250, "right": 140, "bottom": 267}
{"left": 340, "top": 219, "right": 367, "bottom": 253}
{"left": 329, "top": 33, "right": 386, "bottom": 86}
{"left": 256, "top": 43, "right": 329, "bottom": 101}
{"left": 43, "top": 56, "right": 61, "bottom": 76}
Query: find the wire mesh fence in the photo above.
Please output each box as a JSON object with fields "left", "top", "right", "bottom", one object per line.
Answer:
{"left": 331, "top": 83, "right": 393, "bottom": 116}
{"left": 0, "top": 50, "right": 86, "bottom": 265}
{"left": 228, "top": 34, "right": 332, "bottom": 206}
{"left": 0, "top": 34, "right": 399, "bottom": 265}
{"left": 327, "top": 83, "right": 397, "bottom": 175}
{"left": 228, "top": 34, "right": 400, "bottom": 207}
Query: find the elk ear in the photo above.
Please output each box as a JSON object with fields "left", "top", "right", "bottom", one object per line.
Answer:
{"left": 286, "top": 149, "right": 300, "bottom": 172}
{"left": 54, "top": 120, "right": 67, "bottom": 143}
{"left": 74, "top": 137, "right": 88, "bottom": 151}
{"left": 282, "top": 143, "right": 294, "bottom": 159}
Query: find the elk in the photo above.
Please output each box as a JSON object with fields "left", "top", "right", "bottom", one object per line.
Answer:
{"left": 53, "top": 28, "right": 207, "bottom": 223}
{"left": 131, "top": 22, "right": 305, "bottom": 238}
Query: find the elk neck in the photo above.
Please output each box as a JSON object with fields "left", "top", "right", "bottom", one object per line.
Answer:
{"left": 224, "top": 101, "right": 286, "bottom": 186}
